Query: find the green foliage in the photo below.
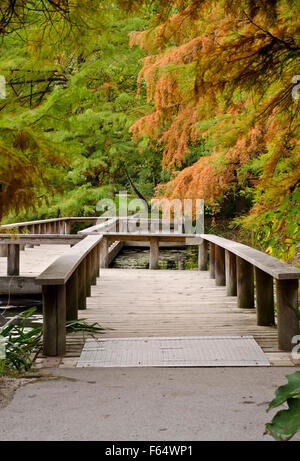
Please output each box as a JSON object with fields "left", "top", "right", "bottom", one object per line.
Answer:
{"left": 0, "top": 308, "right": 104, "bottom": 373}
{"left": 266, "top": 372, "right": 300, "bottom": 441}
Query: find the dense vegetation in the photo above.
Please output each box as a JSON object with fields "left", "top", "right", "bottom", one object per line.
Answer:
{"left": 0, "top": 0, "right": 299, "bottom": 262}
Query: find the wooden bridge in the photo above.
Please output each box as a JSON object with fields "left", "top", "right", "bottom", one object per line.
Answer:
{"left": 0, "top": 216, "right": 299, "bottom": 365}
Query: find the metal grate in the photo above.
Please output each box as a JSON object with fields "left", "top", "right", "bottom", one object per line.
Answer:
{"left": 77, "top": 336, "right": 270, "bottom": 367}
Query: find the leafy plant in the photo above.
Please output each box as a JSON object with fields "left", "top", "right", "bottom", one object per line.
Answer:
{"left": 265, "top": 372, "right": 300, "bottom": 441}
{"left": 0, "top": 308, "right": 104, "bottom": 373}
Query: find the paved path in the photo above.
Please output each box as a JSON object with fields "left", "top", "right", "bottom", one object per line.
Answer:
{"left": 0, "top": 367, "right": 299, "bottom": 441}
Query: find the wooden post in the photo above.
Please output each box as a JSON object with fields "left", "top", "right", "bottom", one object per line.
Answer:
{"left": 96, "top": 244, "right": 100, "bottom": 277}
{"left": 215, "top": 245, "right": 225, "bottom": 286}
{"left": 150, "top": 237, "right": 159, "bottom": 269}
{"left": 209, "top": 243, "right": 215, "bottom": 279}
{"left": 276, "top": 279, "right": 299, "bottom": 351}
{"left": 91, "top": 248, "right": 97, "bottom": 285}
{"left": 198, "top": 239, "right": 208, "bottom": 271}
{"left": 0, "top": 245, "right": 8, "bottom": 257}
{"left": 100, "top": 237, "right": 109, "bottom": 268}
{"left": 64, "top": 220, "right": 71, "bottom": 234}
{"left": 78, "top": 259, "right": 87, "bottom": 310}
{"left": 66, "top": 270, "right": 78, "bottom": 321}
{"left": 255, "top": 267, "right": 274, "bottom": 326}
{"left": 225, "top": 250, "right": 237, "bottom": 296}
{"left": 42, "top": 285, "right": 66, "bottom": 356}
{"left": 26, "top": 225, "right": 34, "bottom": 248}
{"left": 236, "top": 256, "right": 254, "bottom": 309}
{"left": 86, "top": 253, "right": 92, "bottom": 297}
{"left": 59, "top": 221, "right": 65, "bottom": 235}
{"left": 7, "top": 245, "right": 20, "bottom": 276}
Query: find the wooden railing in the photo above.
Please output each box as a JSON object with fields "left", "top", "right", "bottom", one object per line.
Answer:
{"left": 1, "top": 216, "right": 299, "bottom": 354}
{"left": 35, "top": 235, "right": 103, "bottom": 356}
{"left": 197, "top": 234, "right": 300, "bottom": 351}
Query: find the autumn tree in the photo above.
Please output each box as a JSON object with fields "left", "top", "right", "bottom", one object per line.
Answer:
{"left": 129, "top": 0, "right": 300, "bottom": 259}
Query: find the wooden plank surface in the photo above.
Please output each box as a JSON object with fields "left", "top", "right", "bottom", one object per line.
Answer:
{"left": 0, "top": 244, "right": 70, "bottom": 277}
{"left": 80, "top": 269, "right": 279, "bottom": 354}
{"left": 36, "top": 235, "right": 102, "bottom": 285}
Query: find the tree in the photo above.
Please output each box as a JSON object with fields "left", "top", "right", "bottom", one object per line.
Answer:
{"left": 128, "top": 0, "right": 300, "bottom": 259}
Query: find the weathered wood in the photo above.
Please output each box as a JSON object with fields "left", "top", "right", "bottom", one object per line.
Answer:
{"left": 78, "top": 259, "right": 87, "bottom": 310}
{"left": 200, "top": 234, "right": 300, "bottom": 280}
{"left": 42, "top": 284, "right": 66, "bottom": 356}
{"left": 7, "top": 244, "right": 20, "bottom": 276}
{"left": 225, "top": 250, "right": 237, "bottom": 296}
{"left": 209, "top": 243, "right": 215, "bottom": 279}
{"left": 66, "top": 270, "right": 78, "bottom": 321}
{"left": 91, "top": 247, "right": 97, "bottom": 285}
{"left": 215, "top": 245, "right": 225, "bottom": 286}
{"left": 0, "top": 234, "right": 83, "bottom": 245}
{"left": 255, "top": 267, "right": 274, "bottom": 326}
{"left": 86, "top": 253, "right": 92, "bottom": 297}
{"left": 149, "top": 237, "right": 159, "bottom": 269}
{"left": 236, "top": 256, "right": 254, "bottom": 309}
{"left": 0, "top": 245, "right": 8, "bottom": 257}
{"left": 35, "top": 235, "right": 102, "bottom": 285}
{"left": 100, "top": 237, "right": 109, "bottom": 269}
{"left": 198, "top": 239, "right": 208, "bottom": 271}
{"left": 276, "top": 279, "right": 299, "bottom": 351}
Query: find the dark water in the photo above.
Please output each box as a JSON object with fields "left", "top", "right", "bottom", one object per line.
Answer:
{"left": 0, "top": 297, "right": 43, "bottom": 329}
{"left": 111, "top": 247, "right": 198, "bottom": 270}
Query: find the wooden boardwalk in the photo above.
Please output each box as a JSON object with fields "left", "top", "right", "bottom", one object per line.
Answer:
{"left": 0, "top": 245, "right": 293, "bottom": 366}
{"left": 63, "top": 268, "right": 286, "bottom": 365}
{"left": 0, "top": 245, "right": 70, "bottom": 277}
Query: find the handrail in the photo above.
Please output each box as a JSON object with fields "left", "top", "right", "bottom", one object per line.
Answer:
{"left": 199, "top": 234, "right": 300, "bottom": 280}
{"left": 0, "top": 216, "right": 298, "bottom": 354}
{"left": 35, "top": 235, "right": 103, "bottom": 356}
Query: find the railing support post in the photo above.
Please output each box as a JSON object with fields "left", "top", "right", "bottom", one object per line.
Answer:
{"left": 86, "top": 253, "right": 92, "bottom": 297}
{"left": 198, "top": 239, "right": 208, "bottom": 271}
{"left": 7, "top": 244, "right": 20, "bottom": 276}
{"left": 42, "top": 285, "right": 66, "bottom": 356}
{"left": 100, "top": 237, "right": 109, "bottom": 268}
{"left": 215, "top": 245, "right": 225, "bottom": 286}
{"left": 225, "top": 250, "right": 237, "bottom": 296}
{"left": 255, "top": 267, "right": 274, "bottom": 326}
{"left": 209, "top": 243, "right": 215, "bottom": 279}
{"left": 0, "top": 244, "right": 8, "bottom": 257}
{"left": 78, "top": 259, "right": 87, "bottom": 310}
{"left": 276, "top": 279, "right": 299, "bottom": 351}
{"left": 66, "top": 270, "right": 78, "bottom": 321}
{"left": 150, "top": 237, "right": 159, "bottom": 269}
{"left": 236, "top": 256, "right": 254, "bottom": 308}
{"left": 64, "top": 220, "right": 71, "bottom": 234}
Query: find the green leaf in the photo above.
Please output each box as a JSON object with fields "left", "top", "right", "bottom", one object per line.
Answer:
{"left": 265, "top": 398, "right": 300, "bottom": 441}
{"left": 267, "top": 372, "right": 300, "bottom": 410}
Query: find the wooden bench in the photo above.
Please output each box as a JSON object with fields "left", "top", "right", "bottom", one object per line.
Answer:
{"left": 35, "top": 235, "right": 103, "bottom": 356}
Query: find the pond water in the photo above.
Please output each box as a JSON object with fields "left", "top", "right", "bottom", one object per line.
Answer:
{"left": 111, "top": 247, "right": 199, "bottom": 270}
{"left": 0, "top": 297, "right": 43, "bottom": 330}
